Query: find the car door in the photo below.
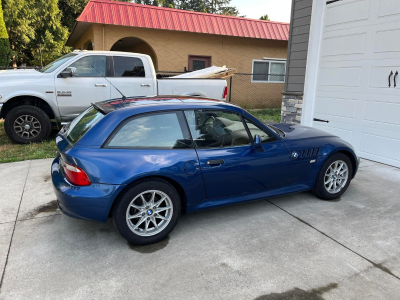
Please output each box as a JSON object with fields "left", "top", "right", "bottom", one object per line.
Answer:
{"left": 109, "top": 55, "right": 156, "bottom": 99}
{"left": 55, "top": 54, "right": 111, "bottom": 121}
{"left": 184, "top": 109, "right": 291, "bottom": 199}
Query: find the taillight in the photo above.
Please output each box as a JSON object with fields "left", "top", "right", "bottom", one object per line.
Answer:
{"left": 62, "top": 161, "right": 91, "bottom": 186}
{"left": 222, "top": 86, "right": 228, "bottom": 99}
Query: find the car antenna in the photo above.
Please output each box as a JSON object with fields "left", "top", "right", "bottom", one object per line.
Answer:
{"left": 90, "top": 64, "right": 127, "bottom": 102}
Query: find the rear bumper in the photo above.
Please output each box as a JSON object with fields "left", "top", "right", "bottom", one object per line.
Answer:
{"left": 51, "top": 157, "right": 125, "bottom": 223}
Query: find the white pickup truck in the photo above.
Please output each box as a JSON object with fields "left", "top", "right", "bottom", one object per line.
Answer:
{"left": 0, "top": 50, "right": 227, "bottom": 143}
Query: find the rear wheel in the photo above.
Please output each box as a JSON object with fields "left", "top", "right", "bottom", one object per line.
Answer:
{"left": 4, "top": 105, "right": 52, "bottom": 144}
{"left": 313, "top": 153, "right": 353, "bottom": 200}
{"left": 113, "top": 179, "right": 181, "bottom": 245}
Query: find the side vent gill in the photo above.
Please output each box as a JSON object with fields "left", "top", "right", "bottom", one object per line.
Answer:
{"left": 301, "top": 148, "right": 320, "bottom": 158}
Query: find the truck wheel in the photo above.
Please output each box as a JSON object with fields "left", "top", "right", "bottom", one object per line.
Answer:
{"left": 4, "top": 105, "right": 52, "bottom": 144}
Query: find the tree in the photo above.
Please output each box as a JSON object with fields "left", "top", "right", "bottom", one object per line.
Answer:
{"left": 135, "top": 0, "right": 241, "bottom": 16}
{"left": 260, "top": 14, "right": 270, "bottom": 21}
{"left": 0, "top": 0, "right": 11, "bottom": 66}
{"left": 58, "top": 0, "right": 90, "bottom": 31}
{"left": 59, "top": 0, "right": 133, "bottom": 32}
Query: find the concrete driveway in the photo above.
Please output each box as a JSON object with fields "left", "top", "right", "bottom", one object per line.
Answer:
{"left": 0, "top": 158, "right": 399, "bottom": 299}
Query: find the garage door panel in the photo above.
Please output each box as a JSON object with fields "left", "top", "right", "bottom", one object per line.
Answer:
{"left": 374, "top": 29, "right": 400, "bottom": 54}
{"left": 326, "top": 0, "right": 370, "bottom": 28}
{"left": 314, "top": 97, "right": 357, "bottom": 119}
{"left": 321, "top": 33, "right": 367, "bottom": 57}
{"left": 359, "top": 133, "right": 400, "bottom": 163}
{"left": 369, "top": 66, "right": 400, "bottom": 88}
{"left": 379, "top": 0, "right": 400, "bottom": 18}
{"left": 364, "top": 101, "right": 400, "bottom": 126}
{"left": 319, "top": 67, "right": 361, "bottom": 87}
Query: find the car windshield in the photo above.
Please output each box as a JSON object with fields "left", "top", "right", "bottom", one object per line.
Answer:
{"left": 39, "top": 53, "right": 78, "bottom": 73}
{"left": 65, "top": 106, "right": 104, "bottom": 144}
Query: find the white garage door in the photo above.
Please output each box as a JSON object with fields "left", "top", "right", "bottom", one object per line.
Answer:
{"left": 312, "top": 0, "right": 400, "bottom": 168}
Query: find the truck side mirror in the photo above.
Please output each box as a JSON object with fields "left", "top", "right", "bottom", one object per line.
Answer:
{"left": 59, "top": 67, "right": 77, "bottom": 78}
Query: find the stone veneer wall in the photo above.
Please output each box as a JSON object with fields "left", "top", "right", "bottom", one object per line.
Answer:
{"left": 281, "top": 92, "right": 303, "bottom": 124}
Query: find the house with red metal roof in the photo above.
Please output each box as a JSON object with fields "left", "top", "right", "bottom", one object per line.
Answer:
{"left": 66, "top": 0, "right": 290, "bottom": 108}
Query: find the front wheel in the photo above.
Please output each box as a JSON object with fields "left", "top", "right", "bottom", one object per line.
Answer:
{"left": 313, "top": 153, "right": 353, "bottom": 200}
{"left": 4, "top": 105, "right": 52, "bottom": 144}
{"left": 113, "top": 179, "right": 181, "bottom": 245}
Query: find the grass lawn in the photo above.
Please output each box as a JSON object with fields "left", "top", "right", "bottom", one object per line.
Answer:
{"left": 0, "top": 120, "right": 57, "bottom": 164}
{"left": 247, "top": 108, "right": 281, "bottom": 123}
{"left": 0, "top": 108, "right": 281, "bottom": 164}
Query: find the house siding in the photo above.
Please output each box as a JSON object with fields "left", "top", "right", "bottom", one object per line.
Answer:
{"left": 284, "top": 0, "right": 313, "bottom": 93}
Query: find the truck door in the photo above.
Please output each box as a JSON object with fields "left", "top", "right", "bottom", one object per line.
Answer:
{"left": 109, "top": 56, "right": 156, "bottom": 99}
{"left": 55, "top": 54, "right": 111, "bottom": 121}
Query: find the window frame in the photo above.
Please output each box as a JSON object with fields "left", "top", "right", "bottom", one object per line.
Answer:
{"left": 63, "top": 55, "right": 108, "bottom": 78}
{"left": 188, "top": 55, "right": 212, "bottom": 71}
{"left": 111, "top": 56, "right": 146, "bottom": 78}
{"left": 102, "top": 110, "right": 193, "bottom": 150}
{"left": 183, "top": 109, "right": 254, "bottom": 150}
{"left": 251, "top": 59, "right": 286, "bottom": 84}
{"left": 243, "top": 116, "right": 278, "bottom": 144}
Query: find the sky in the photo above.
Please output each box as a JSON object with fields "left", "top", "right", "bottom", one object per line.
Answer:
{"left": 230, "top": 0, "right": 292, "bottom": 23}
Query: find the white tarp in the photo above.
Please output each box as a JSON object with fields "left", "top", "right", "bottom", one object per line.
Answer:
{"left": 171, "top": 66, "right": 228, "bottom": 78}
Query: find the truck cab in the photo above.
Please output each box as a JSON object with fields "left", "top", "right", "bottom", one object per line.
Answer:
{"left": 0, "top": 50, "right": 227, "bottom": 144}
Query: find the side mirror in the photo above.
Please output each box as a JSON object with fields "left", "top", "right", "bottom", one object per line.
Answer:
{"left": 59, "top": 67, "right": 77, "bottom": 78}
{"left": 253, "top": 135, "right": 264, "bottom": 152}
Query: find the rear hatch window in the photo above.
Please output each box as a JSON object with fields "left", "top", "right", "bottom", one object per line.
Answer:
{"left": 65, "top": 106, "right": 104, "bottom": 144}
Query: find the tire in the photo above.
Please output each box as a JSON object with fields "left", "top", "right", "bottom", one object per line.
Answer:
{"left": 113, "top": 179, "right": 181, "bottom": 245}
{"left": 312, "top": 153, "right": 353, "bottom": 201}
{"left": 4, "top": 105, "right": 52, "bottom": 144}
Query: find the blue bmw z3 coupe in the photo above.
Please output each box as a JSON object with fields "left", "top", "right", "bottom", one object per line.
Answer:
{"left": 52, "top": 96, "right": 359, "bottom": 245}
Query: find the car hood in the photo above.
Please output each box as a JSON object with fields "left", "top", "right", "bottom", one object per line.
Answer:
{"left": 0, "top": 69, "right": 44, "bottom": 84}
{"left": 272, "top": 123, "right": 337, "bottom": 140}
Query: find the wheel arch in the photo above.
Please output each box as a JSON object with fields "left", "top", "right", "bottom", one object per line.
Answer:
{"left": 108, "top": 175, "right": 188, "bottom": 218}
{"left": 1, "top": 95, "right": 59, "bottom": 124}
{"left": 336, "top": 150, "right": 357, "bottom": 178}
{"left": 325, "top": 150, "right": 357, "bottom": 179}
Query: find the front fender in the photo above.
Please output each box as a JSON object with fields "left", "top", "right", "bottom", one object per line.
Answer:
{"left": 320, "top": 142, "right": 359, "bottom": 178}
{"left": 1, "top": 91, "right": 61, "bottom": 122}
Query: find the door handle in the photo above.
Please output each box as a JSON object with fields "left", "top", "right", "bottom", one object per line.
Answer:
{"left": 95, "top": 84, "right": 107, "bottom": 87}
{"left": 141, "top": 84, "right": 151, "bottom": 87}
{"left": 313, "top": 118, "right": 329, "bottom": 123}
{"left": 206, "top": 159, "right": 225, "bottom": 166}
{"left": 388, "top": 71, "right": 393, "bottom": 87}
{"left": 394, "top": 71, "right": 398, "bottom": 88}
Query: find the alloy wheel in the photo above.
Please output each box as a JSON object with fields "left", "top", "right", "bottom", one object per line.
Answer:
{"left": 324, "top": 160, "right": 349, "bottom": 194}
{"left": 13, "top": 115, "right": 41, "bottom": 139}
{"left": 126, "top": 190, "right": 173, "bottom": 237}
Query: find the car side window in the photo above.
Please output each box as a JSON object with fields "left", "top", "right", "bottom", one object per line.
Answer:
{"left": 184, "top": 110, "right": 251, "bottom": 149}
{"left": 106, "top": 112, "right": 192, "bottom": 149}
{"left": 113, "top": 56, "right": 145, "bottom": 77}
{"left": 68, "top": 55, "right": 107, "bottom": 77}
{"left": 244, "top": 117, "right": 277, "bottom": 143}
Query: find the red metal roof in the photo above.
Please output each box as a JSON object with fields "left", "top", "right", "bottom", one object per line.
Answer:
{"left": 77, "top": 0, "right": 289, "bottom": 41}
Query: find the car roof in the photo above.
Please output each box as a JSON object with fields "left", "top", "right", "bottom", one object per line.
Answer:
{"left": 94, "top": 96, "right": 239, "bottom": 114}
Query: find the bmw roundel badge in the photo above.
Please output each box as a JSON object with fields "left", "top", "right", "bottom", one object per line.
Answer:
{"left": 292, "top": 151, "right": 299, "bottom": 159}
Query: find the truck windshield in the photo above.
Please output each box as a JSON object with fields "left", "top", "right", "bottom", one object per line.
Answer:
{"left": 65, "top": 106, "right": 104, "bottom": 144}
{"left": 40, "top": 53, "right": 78, "bottom": 73}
